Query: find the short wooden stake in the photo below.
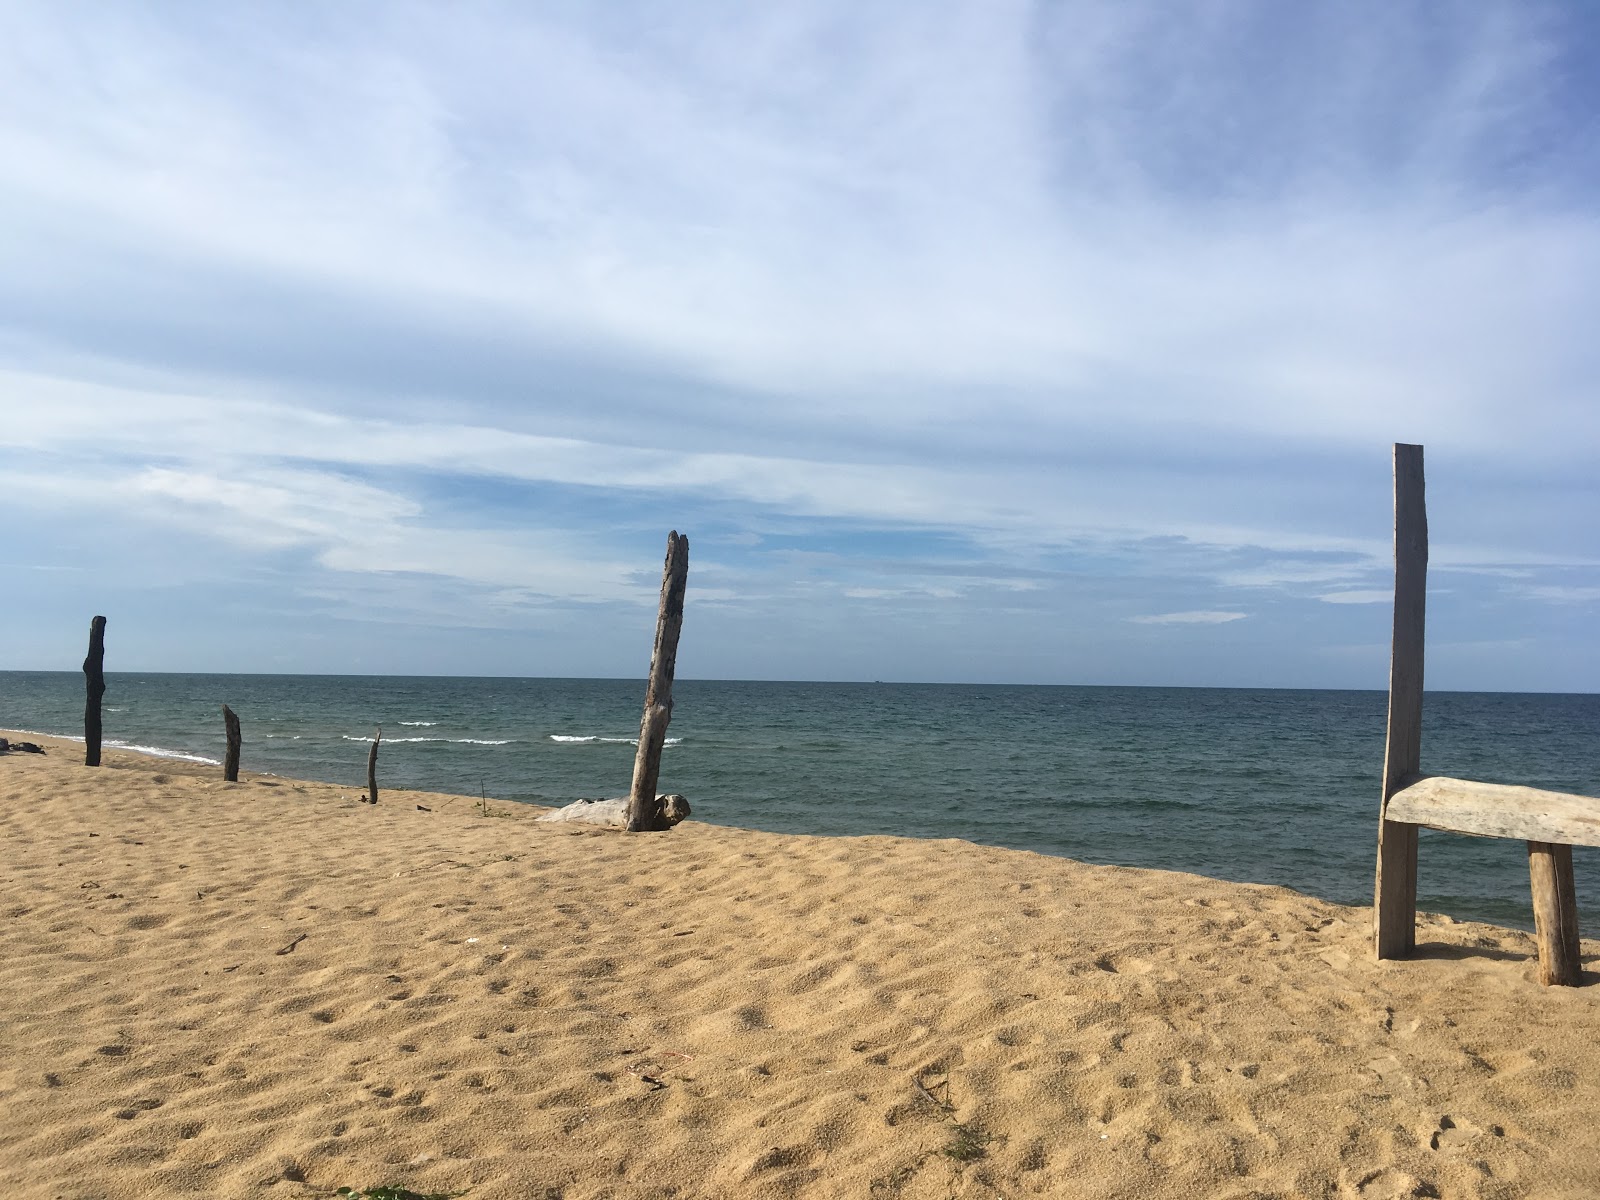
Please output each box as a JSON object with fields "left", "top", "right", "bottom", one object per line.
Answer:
{"left": 1528, "top": 841, "right": 1582, "bottom": 986}
{"left": 367, "top": 726, "right": 381, "bottom": 805}
{"left": 626, "top": 531, "right": 689, "bottom": 832}
{"left": 1375, "top": 444, "right": 1426, "bottom": 960}
{"left": 83, "top": 615, "right": 107, "bottom": 768}
{"left": 221, "top": 704, "right": 242, "bottom": 782}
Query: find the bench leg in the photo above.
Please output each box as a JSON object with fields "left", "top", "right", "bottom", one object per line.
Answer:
{"left": 1528, "top": 841, "right": 1582, "bottom": 987}
{"left": 1374, "top": 819, "right": 1419, "bottom": 959}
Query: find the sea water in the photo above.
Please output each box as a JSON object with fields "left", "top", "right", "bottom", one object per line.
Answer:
{"left": 2, "top": 672, "right": 1596, "bottom": 934}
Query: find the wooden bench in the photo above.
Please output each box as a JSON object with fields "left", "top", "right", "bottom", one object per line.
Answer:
{"left": 1373, "top": 444, "right": 1598, "bottom": 987}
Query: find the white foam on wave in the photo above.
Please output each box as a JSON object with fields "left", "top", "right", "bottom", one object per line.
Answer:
{"left": 399, "top": 721, "right": 438, "bottom": 726}
{"left": 107, "top": 740, "right": 221, "bottom": 765}
{"left": 550, "top": 734, "right": 683, "bottom": 746}
{"left": 2, "top": 728, "right": 221, "bottom": 765}
{"left": 340, "top": 735, "right": 510, "bottom": 746}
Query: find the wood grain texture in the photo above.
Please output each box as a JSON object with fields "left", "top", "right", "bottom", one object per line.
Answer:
{"left": 1375, "top": 444, "right": 1426, "bottom": 960}
{"left": 626, "top": 531, "right": 689, "bottom": 833}
{"left": 1528, "top": 841, "right": 1583, "bottom": 987}
{"left": 1385, "top": 775, "right": 1600, "bottom": 847}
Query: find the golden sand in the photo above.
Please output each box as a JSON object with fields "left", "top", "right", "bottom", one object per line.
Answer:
{"left": 2, "top": 732, "right": 1598, "bottom": 1199}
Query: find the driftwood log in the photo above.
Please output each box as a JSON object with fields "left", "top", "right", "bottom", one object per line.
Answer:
{"left": 222, "top": 704, "right": 242, "bottom": 782}
{"left": 626, "top": 531, "right": 689, "bottom": 832}
{"left": 83, "top": 616, "right": 107, "bottom": 767}
{"left": 538, "top": 795, "right": 690, "bottom": 830}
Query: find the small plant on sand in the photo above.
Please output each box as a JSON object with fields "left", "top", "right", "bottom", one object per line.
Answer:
{"left": 334, "top": 1186, "right": 467, "bottom": 1200}
{"left": 943, "top": 1122, "right": 990, "bottom": 1163}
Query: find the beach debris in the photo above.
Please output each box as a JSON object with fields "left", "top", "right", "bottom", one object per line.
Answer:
{"left": 0, "top": 738, "right": 46, "bottom": 754}
{"left": 275, "top": 932, "right": 309, "bottom": 956}
{"left": 416, "top": 804, "right": 431, "bottom": 811}
{"left": 536, "top": 794, "right": 690, "bottom": 829}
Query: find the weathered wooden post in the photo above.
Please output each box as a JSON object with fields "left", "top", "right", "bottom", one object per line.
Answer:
{"left": 83, "top": 615, "right": 107, "bottom": 767}
{"left": 625, "top": 531, "right": 689, "bottom": 832}
{"left": 367, "top": 727, "right": 381, "bottom": 805}
{"left": 1374, "top": 444, "right": 1425, "bottom": 960}
{"left": 1528, "top": 842, "right": 1582, "bottom": 986}
{"left": 221, "top": 704, "right": 242, "bottom": 782}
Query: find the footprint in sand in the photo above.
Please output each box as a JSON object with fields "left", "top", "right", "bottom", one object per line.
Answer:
{"left": 1429, "top": 1113, "right": 1501, "bottom": 1152}
{"left": 1353, "top": 1166, "right": 1436, "bottom": 1198}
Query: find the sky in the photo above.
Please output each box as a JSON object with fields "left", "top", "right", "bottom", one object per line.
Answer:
{"left": 2, "top": 1, "right": 1598, "bottom": 690}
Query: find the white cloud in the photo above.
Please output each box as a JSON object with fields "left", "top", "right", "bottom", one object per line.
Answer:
{"left": 1128, "top": 611, "right": 1249, "bottom": 626}
{"left": 0, "top": 1, "right": 1596, "bottom": 685}
{"left": 1524, "top": 586, "right": 1600, "bottom": 604}
{"left": 2, "top": 4, "right": 1598, "bottom": 459}
{"left": 1316, "top": 590, "right": 1393, "bottom": 605}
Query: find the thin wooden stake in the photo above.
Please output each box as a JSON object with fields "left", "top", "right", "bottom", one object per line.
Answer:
{"left": 221, "top": 704, "right": 242, "bottom": 782}
{"left": 1375, "top": 444, "right": 1426, "bottom": 960}
{"left": 626, "top": 531, "right": 689, "bottom": 832}
{"left": 83, "top": 615, "right": 107, "bottom": 768}
{"left": 367, "top": 726, "right": 381, "bottom": 805}
{"left": 1528, "top": 841, "right": 1582, "bottom": 986}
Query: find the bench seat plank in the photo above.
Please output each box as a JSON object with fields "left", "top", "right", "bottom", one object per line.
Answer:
{"left": 1386, "top": 776, "right": 1600, "bottom": 848}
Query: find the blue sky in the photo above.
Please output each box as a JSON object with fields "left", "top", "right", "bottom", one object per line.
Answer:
{"left": 2, "top": 2, "right": 1597, "bottom": 689}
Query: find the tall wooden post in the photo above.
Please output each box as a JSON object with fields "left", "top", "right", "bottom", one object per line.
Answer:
{"left": 626, "top": 531, "right": 689, "bottom": 832}
{"left": 221, "top": 705, "right": 242, "bottom": 782}
{"left": 367, "top": 727, "right": 381, "bottom": 805}
{"left": 1375, "top": 444, "right": 1426, "bottom": 960}
{"left": 83, "top": 615, "right": 107, "bottom": 767}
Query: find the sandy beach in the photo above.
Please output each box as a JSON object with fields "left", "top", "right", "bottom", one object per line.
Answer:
{"left": 3, "top": 732, "right": 1598, "bottom": 1199}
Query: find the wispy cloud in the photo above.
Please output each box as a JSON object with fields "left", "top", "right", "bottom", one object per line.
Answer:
{"left": 1316, "top": 591, "right": 1393, "bottom": 605}
{"left": 1128, "top": 611, "right": 1249, "bottom": 626}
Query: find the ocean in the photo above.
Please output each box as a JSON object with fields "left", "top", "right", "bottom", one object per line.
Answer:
{"left": 3, "top": 671, "right": 1596, "bottom": 935}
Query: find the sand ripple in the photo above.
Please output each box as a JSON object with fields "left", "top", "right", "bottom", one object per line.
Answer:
{"left": 2, "top": 732, "right": 1598, "bottom": 1198}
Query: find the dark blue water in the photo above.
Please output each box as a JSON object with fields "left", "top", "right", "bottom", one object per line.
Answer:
{"left": 3, "top": 672, "right": 1596, "bottom": 934}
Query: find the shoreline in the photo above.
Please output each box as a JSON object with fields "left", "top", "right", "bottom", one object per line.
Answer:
{"left": 3, "top": 731, "right": 1599, "bottom": 1198}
